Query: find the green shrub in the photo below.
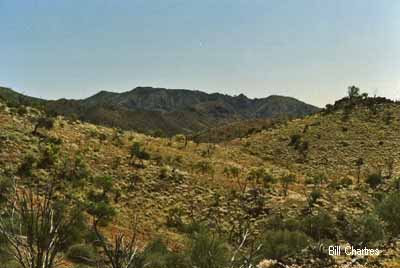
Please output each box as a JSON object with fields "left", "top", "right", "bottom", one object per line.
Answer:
{"left": 94, "top": 175, "right": 113, "bottom": 196}
{"left": 260, "top": 230, "right": 309, "bottom": 261}
{"left": 37, "top": 144, "right": 60, "bottom": 169}
{"left": 32, "top": 116, "right": 55, "bottom": 134}
{"left": 66, "top": 244, "right": 95, "bottom": 265}
{"left": 288, "top": 134, "right": 302, "bottom": 149}
{"left": 188, "top": 230, "right": 229, "bottom": 268}
{"left": 377, "top": 193, "right": 400, "bottom": 236}
{"left": 366, "top": 173, "right": 383, "bottom": 188}
{"left": 356, "top": 214, "right": 385, "bottom": 247}
{"left": 130, "top": 142, "right": 150, "bottom": 160}
{"left": 265, "top": 215, "right": 302, "bottom": 233}
{"left": 339, "top": 177, "right": 353, "bottom": 188}
{"left": 302, "top": 210, "right": 337, "bottom": 241}
{"left": 17, "top": 153, "right": 36, "bottom": 177}
{"left": 280, "top": 174, "right": 296, "bottom": 197}
{"left": 308, "top": 189, "right": 321, "bottom": 207}
{"left": 87, "top": 201, "right": 116, "bottom": 226}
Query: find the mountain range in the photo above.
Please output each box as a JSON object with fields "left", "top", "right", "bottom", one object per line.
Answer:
{"left": 0, "top": 86, "right": 320, "bottom": 136}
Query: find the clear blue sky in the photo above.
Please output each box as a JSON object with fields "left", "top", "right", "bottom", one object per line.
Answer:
{"left": 0, "top": 0, "right": 399, "bottom": 106}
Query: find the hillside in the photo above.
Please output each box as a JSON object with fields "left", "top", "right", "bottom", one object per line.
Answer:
{"left": 0, "top": 86, "right": 320, "bottom": 136}
{"left": 0, "top": 95, "right": 400, "bottom": 268}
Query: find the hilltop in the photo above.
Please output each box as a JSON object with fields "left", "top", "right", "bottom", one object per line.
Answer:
{"left": 0, "top": 92, "right": 399, "bottom": 267}
{"left": 0, "top": 86, "right": 320, "bottom": 136}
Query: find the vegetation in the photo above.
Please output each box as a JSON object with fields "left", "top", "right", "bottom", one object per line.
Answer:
{"left": 0, "top": 87, "right": 400, "bottom": 267}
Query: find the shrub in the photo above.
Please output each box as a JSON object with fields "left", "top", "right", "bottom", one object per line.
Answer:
{"left": 142, "top": 239, "right": 189, "bottom": 268}
{"left": 17, "top": 153, "right": 36, "bottom": 177}
{"left": 262, "top": 172, "right": 276, "bottom": 187}
{"left": 59, "top": 154, "right": 90, "bottom": 183}
{"left": 265, "top": 214, "right": 301, "bottom": 232}
{"left": 188, "top": 229, "right": 229, "bottom": 268}
{"left": 130, "top": 142, "right": 150, "bottom": 160}
{"left": 94, "top": 175, "right": 113, "bottom": 196}
{"left": 66, "top": 244, "right": 95, "bottom": 265}
{"left": 32, "top": 116, "right": 55, "bottom": 134}
{"left": 377, "top": 193, "right": 400, "bottom": 236}
{"left": 37, "top": 144, "right": 60, "bottom": 169}
{"left": 366, "top": 173, "right": 383, "bottom": 188}
{"left": 308, "top": 189, "right": 321, "bottom": 207}
{"left": 193, "top": 160, "right": 214, "bottom": 176}
{"left": 339, "top": 177, "right": 353, "bottom": 188}
{"left": 260, "top": 230, "right": 309, "bottom": 261}
{"left": 87, "top": 201, "right": 116, "bottom": 226}
{"left": 356, "top": 214, "right": 385, "bottom": 247}
{"left": 302, "top": 210, "right": 337, "bottom": 241}
{"left": 280, "top": 174, "right": 296, "bottom": 197}
{"left": 288, "top": 134, "right": 301, "bottom": 149}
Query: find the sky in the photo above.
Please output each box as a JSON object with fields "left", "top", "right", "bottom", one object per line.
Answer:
{"left": 0, "top": 0, "right": 399, "bottom": 107}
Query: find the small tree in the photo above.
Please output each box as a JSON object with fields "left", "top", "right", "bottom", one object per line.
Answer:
{"left": 347, "top": 85, "right": 360, "bottom": 100}
{"left": 280, "top": 175, "right": 296, "bottom": 197}
{"left": 32, "top": 116, "right": 54, "bottom": 135}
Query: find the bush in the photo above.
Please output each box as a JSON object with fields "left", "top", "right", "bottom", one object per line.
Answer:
{"left": 339, "top": 177, "right": 353, "bottom": 188}
{"left": 188, "top": 230, "right": 229, "bottom": 268}
{"left": 33, "top": 116, "right": 55, "bottom": 134}
{"left": 260, "top": 230, "right": 309, "bottom": 261}
{"left": 17, "top": 153, "right": 36, "bottom": 177}
{"left": 288, "top": 134, "right": 302, "bottom": 148}
{"left": 265, "top": 214, "right": 302, "bottom": 232}
{"left": 377, "top": 193, "right": 400, "bottom": 236}
{"left": 356, "top": 214, "right": 385, "bottom": 247}
{"left": 302, "top": 210, "right": 337, "bottom": 241}
{"left": 130, "top": 142, "right": 150, "bottom": 160}
{"left": 280, "top": 174, "right": 296, "bottom": 197}
{"left": 37, "top": 144, "right": 60, "bottom": 169}
{"left": 142, "top": 239, "right": 189, "bottom": 268}
{"left": 66, "top": 244, "right": 95, "bottom": 265}
{"left": 366, "top": 173, "right": 383, "bottom": 188}
{"left": 308, "top": 189, "right": 321, "bottom": 207}
{"left": 87, "top": 201, "right": 116, "bottom": 226}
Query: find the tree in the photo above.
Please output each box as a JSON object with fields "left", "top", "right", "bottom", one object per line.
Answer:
{"left": 0, "top": 178, "right": 83, "bottom": 268}
{"left": 347, "top": 86, "right": 360, "bottom": 100}
{"left": 32, "top": 116, "right": 54, "bottom": 135}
